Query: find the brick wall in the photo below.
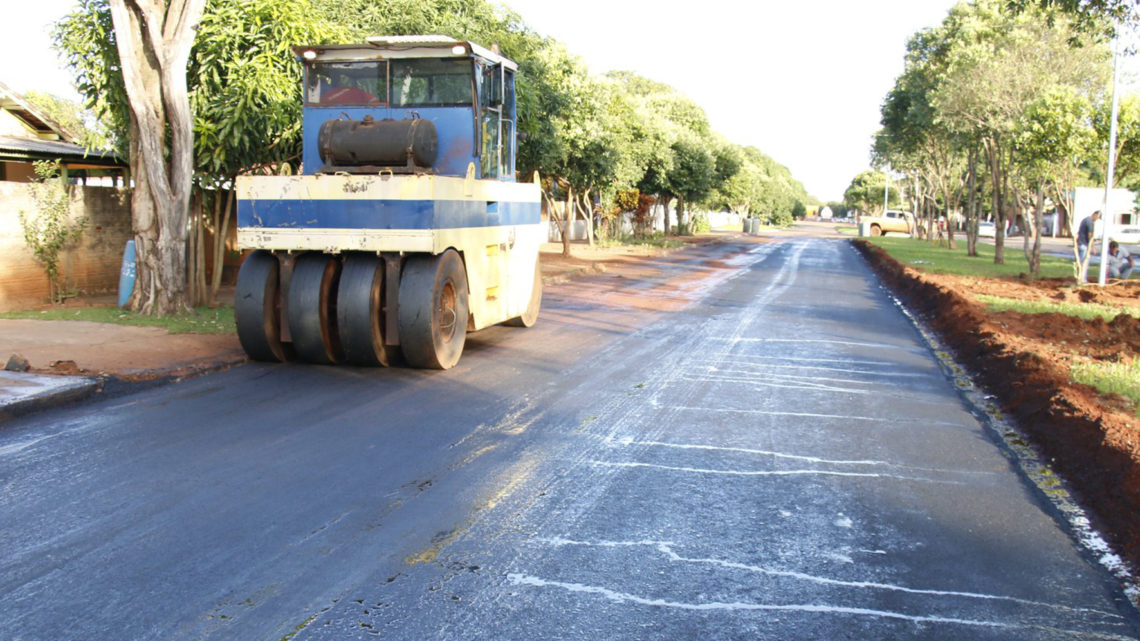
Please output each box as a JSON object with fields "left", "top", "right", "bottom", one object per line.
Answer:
{"left": 0, "top": 182, "right": 132, "bottom": 310}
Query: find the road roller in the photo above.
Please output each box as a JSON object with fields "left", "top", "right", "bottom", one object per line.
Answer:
{"left": 234, "top": 36, "right": 542, "bottom": 369}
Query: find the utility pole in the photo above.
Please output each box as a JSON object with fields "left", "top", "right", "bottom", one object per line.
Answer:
{"left": 1098, "top": 32, "right": 1121, "bottom": 286}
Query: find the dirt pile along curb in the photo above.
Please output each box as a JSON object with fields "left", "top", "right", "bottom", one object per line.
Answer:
{"left": 854, "top": 239, "right": 1140, "bottom": 571}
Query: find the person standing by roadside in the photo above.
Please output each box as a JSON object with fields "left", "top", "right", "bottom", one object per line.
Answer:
{"left": 1106, "top": 240, "right": 1135, "bottom": 280}
{"left": 1078, "top": 210, "right": 1101, "bottom": 267}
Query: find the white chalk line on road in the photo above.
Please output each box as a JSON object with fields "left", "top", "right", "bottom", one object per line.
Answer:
{"left": 615, "top": 438, "right": 889, "bottom": 466}
{"left": 589, "top": 460, "right": 967, "bottom": 485}
{"left": 702, "top": 363, "right": 929, "bottom": 379}
{"left": 525, "top": 538, "right": 1125, "bottom": 621}
{"left": 710, "top": 336, "right": 922, "bottom": 353}
{"left": 687, "top": 374, "right": 872, "bottom": 395}
{"left": 609, "top": 438, "right": 997, "bottom": 477}
{"left": 712, "top": 354, "right": 899, "bottom": 367}
{"left": 666, "top": 405, "right": 972, "bottom": 428}
{"left": 506, "top": 575, "right": 1130, "bottom": 638}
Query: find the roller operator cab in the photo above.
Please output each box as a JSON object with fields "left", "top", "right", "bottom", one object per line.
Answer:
{"left": 234, "top": 36, "right": 543, "bottom": 369}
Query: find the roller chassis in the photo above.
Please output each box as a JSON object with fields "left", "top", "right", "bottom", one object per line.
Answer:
{"left": 235, "top": 172, "right": 542, "bottom": 369}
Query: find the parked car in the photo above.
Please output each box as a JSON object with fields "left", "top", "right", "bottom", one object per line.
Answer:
{"left": 862, "top": 210, "right": 914, "bottom": 236}
{"left": 1111, "top": 225, "right": 1140, "bottom": 246}
{"left": 977, "top": 221, "right": 996, "bottom": 238}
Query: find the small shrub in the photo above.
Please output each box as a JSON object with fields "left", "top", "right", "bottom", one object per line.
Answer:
{"left": 18, "top": 161, "right": 87, "bottom": 303}
{"left": 691, "top": 214, "right": 711, "bottom": 234}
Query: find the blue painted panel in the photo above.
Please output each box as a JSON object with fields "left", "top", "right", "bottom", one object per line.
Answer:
{"left": 117, "top": 240, "right": 135, "bottom": 308}
{"left": 238, "top": 198, "right": 539, "bottom": 230}
{"left": 301, "top": 106, "right": 477, "bottom": 177}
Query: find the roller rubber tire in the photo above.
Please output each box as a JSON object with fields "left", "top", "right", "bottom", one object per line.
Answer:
{"left": 337, "top": 254, "right": 389, "bottom": 367}
{"left": 287, "top": 253, "right": 343, "bottom": 365}
{"left": 505, "top": 256, "right": 542, "bottom": 327}
{"left": 398, "top": 250, "right": 468, "bottom": 370}
{"left": 234, "top": 250, "right": 287, "bottom": 362}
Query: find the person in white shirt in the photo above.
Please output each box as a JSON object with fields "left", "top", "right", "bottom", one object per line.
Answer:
{"left": 1106, "top": 241, "right": 1135, "bottom": 280}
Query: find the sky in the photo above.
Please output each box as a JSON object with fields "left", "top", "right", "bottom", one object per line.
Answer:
{"left": 496, "top": 0, "right": 962, "bottom": 201}
{"left": 2, "top": 1, "right": 1135, "bottom": 201}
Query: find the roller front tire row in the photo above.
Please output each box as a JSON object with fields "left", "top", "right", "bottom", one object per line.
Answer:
{"left": 235, "top": 249, "right": 537, "bottom": 370}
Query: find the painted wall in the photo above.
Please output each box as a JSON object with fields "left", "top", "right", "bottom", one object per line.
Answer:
{"left": 0, "top": 181, "right": 132, "bottom": 310}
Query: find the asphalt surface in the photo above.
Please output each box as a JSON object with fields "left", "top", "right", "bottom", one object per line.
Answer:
{"left": 2, "top": 238, "right": 1138, "bottom": 640}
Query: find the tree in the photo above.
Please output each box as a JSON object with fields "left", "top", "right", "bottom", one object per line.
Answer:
{"left": 186, "top": 0, "right": 339, "bottom": 305}
{"left": 931, "top": 0, "right": 1108, "bottom": 264}
{"left": 667, "top": 137, "right": 716, "bottom": 235}
{"left": 1092, "top": 93, "right": 1140, "bottom": 189}
{"left": 56, "top": 0, "right": 206, "bottom": 316}
{"left": 607, "top": 71, "right": 714, "bottom": 236}
{"left": 844, "top": 170, "right": 897, "bottom": 216}
{"left": 715, "top": 162, "right": 764, "bottom": 218}
{"left": 876, "top": 37, "right": 969, "bottom": 250}
{"left": 58, "top": 0, "right": 339, "bottom": 308}
{"left": 1009, "top": 0, "right": 1136, "bottom": 36}
{"left": 110, "top": 0, "right": 205, "bottom": 315}
{"left": 1015, "top": 87, "right": 1098, "bottom": 277}
{"left": 524, "top": 43, "right": 613, "bottom": 255}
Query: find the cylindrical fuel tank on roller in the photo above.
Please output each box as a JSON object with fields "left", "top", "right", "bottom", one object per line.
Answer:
{"left": 318, "top": 116, "right": 438, "bottom": 169}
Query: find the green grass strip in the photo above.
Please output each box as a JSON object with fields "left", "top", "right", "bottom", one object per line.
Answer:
{"left": 1072, "top": 357, "right": 1140, "bottom": 416}
{"left": 864, "top": 236, "right": 1075, "bottom": 279}
{"left": 0, "top": 305, "right": 235, "bottom": 334}
{"left": 974, "top": 294, "right": 1136, "bottom": 321}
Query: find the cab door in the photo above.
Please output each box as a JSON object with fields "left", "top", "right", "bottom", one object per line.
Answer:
{"left": 479, "top": 62, "right": 503, "bottom": 179}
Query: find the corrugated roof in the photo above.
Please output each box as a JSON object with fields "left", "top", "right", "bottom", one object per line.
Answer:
{"left": 0, "top": 135, "right": 124, "bottom": 166}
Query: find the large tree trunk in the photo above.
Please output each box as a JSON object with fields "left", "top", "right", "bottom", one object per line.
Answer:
{"left": 967, "top": 145, "right": 979, "bottom": 257}
{"left": 187, "top": 188, "right": 207, "bottom": 306}
{"left": 1050, "top": 182, "right": 1087, "bottom": 282}
{"left": 125, "top": 114, "right": 160, "bottom": 309}
{"left": 660, "top": 194, "right": 672, "bottom": 236}
{"left": 1022, "top": 184, "right": 1044, "bottom": 278}
{"left": 209, "top": 188, "right": 234, "bottom": 306}
{"left": 109, "top": 0, "right": 205, "bottom": 316}
{"left": 985, "top": 136, "right": 1005, "bottom": 265}
{"left": 562, "top": 184, "right": 573, "bottom": 257}
{"left": 942, "top": 179, "right": 957, "bottom": 250}
{"left": 579, "top": 189, "right": 595, "bottom": 247}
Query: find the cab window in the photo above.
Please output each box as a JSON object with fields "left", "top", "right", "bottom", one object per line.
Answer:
{"left": 390, "top": 58, "right": 473, "bottom": 107}
{"left": 305, "top": 61, "right": 386, "bottom": 106}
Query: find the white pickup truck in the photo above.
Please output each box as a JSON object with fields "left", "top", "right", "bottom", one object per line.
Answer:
{"left": 861, "top": 210, "right": 914, "bottom": 237}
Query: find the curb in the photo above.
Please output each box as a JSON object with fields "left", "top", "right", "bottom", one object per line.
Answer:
{"left": 0, "top": 353, "right": 248, "bottom": 425}
{"left": 0, "top": 371, "right": 101, "bottom": 424}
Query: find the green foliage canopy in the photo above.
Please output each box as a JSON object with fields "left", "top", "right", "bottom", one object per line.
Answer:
{"left": 844, "top": 169, "right": 898, "bottom": 215}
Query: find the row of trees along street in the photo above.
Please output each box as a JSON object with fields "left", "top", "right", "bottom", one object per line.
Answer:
{"left": 860, "top": 0, "right": 1140, "bottom": 282}
{"left": 50, "top": 0, "right": 815, "bottom": 317}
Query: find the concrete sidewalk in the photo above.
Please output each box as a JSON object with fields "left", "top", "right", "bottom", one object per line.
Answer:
{"left": 0, "top": 319, "right": 246, "bottom": 422}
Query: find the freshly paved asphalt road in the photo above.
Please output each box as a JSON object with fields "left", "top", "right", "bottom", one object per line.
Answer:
{"left": 2, "top": 238, "right": 1138, "bottom": 640}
